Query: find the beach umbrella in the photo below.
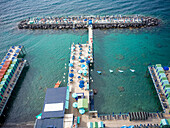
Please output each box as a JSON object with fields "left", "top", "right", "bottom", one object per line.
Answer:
{"left": 80, "top": 59, "right": 85, "bottom": 63}
{"left": 71, "top": 69, "right": 74, "bottom": 72}
{"left": 84, "top": 78, "right": 87, "bottom": 82}
{"left": 83, "top": 66, "right": 87, "bottom": 70}
{"left": 79, "top": 84, "right": 84, "bottom": 89}
{"left": 69, "top": 73, "right": 74, "bottom": 77}
{"left": 78, "top": 70, "right": 83, "bottom": 74}
{"left": 5, "top": 56, "right": 9, "bottom": 59}
{"left": 18, "top": 45, "right": 22, "bottom": 48}
{"left": 72, "top": 93, "right": 77, "bottom": 98}
{"left": 80, "top": 48, "right": 82, "bottom": 50}
{"left": 121, "top": 126, "right": 127, "bottom": 128}
{"left": 163, "top": 66, "right": 169, "bottom": 71}
{"left": 83, "top": 70, "right": 87, "bottom": 74}
{"left": 81, "top": 64, "right": 85, "bottom": 68}
{"left": 12, "top": 46, "right": 15, "bottom": 49}
{"left": 70, "top": 79, "right": 73, "bottom": 82}
{"left": 69, "top": 63, "right": 73, "bottom": 67}
{"left": 9, "top": 49, "right": 13, "bottom": 52}
{"left": 79, "top": 56, "right": 81, "bottom": 59}
{"left": 79, "top": 108, "right": 85, "bottom": 114}
{"left": 86, "top": 60, "right": 90, "bottom": 64}
{"left": 2, "top": 59, "right": 6, "bottom": 62}
{"left": 16, "top": 49, "right": 20, "bottom": 53}
{"left": 84, "top": 19, "right": 87, "bottom": 21}
{"left": 79, "top": 52, "right": 82, "bottom": 55}
{"left": 78, "top": 76, "right": 81, "bottom": 79}
{"left": 72, "top": 102, "right": 78, "bottom": 108}
{"left": 13, "top": 54, "right": 17, "bottom": 57}
{"left": 80, "top": 80, "right": 84, "bottom": 84}
{"left": 0, "top": 63, "right": 4, "bottom": 66}
{"left": 7, "top": 53, "right": 10, "bottom": 56}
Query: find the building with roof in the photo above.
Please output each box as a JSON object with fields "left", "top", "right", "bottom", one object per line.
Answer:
{"left": 34, "top": 87, "right": 73, "bottom": 128}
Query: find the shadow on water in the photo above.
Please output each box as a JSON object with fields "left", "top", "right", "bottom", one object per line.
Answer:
{"left": 0, "top": 67, "right": 29, "bottom": 127}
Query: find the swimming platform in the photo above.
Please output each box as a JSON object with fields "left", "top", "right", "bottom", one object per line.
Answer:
{"left": 18, "top": 15, "right": 159, "bottom": 29}
{"left": 0, "top": 46, "right": 29, "bottom": 116}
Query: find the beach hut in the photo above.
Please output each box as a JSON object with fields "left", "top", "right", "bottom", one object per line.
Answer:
{"left": 98, "top": 122, "right": 104, "bottom": 128}
{"left": 160, "top": 119, "right": 169, "bottom": 127}
{"left": 78, "top": 98, "right": 88, "bottom": 109}
{"left": 93, "top": 122, "right": 98, "bottom": 128}
{"left": 87, "top": 122, "right": 93, "bottom": 128}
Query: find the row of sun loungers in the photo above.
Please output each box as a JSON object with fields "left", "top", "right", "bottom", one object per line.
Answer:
{"left": 134, "top": 124, "right": 160, "bottom": 128}
{"left": 99, "top": 114, "right": 128, "bottom": 121}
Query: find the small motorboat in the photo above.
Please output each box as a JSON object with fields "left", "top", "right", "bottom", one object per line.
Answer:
{"left": 109, "top": 69, "right": 113, "bottom": 73}
{"left": 130, "top": 69, "right": 135, "bottom": 72}
{"left": 97, "top": 71, "right": 102, "bottom": 74}
{"left": 54, "top": 81, "right": 61, "bottom": 88}
{"left": 118, "top": 70, "right": 124, "bottom": 73}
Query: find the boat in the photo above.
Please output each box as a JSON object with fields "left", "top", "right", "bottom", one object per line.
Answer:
{"left": 97, "top": 71, "right": 102, "bottom": 74}
{"left": 54, "top": 81, "right": 61, "bottom": 88}
{"left": 109, "top": 69, "right": 113, "bottom": 73}
{"left": 118, "top": 70, "right": 124, "bottom": 73}
{"left": 130, "top": 69, "right": 135, "bottom": 72}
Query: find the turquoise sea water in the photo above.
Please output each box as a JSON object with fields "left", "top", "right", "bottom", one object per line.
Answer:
{"left": 0, "top": 0, "right": 170, "bottom": 125}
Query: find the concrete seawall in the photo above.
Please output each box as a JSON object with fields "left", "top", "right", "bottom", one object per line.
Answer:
{"left": 18, "top": 16, "right": 159, "bottom": 29}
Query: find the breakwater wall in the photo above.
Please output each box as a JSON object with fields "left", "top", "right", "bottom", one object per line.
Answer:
{"left": 18, "top": 15, "right": 159, "bottom": 29}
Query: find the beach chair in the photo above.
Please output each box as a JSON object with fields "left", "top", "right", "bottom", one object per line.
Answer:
{"left": 77, "top": 116, "right": 80, "bottom": 124}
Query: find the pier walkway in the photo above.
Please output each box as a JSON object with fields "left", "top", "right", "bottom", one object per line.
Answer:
{"left": 148, "top": 66, "right": 170, "bottom": 118}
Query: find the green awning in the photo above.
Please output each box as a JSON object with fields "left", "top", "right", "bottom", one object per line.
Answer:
{"left": 168, "top": 98, "right": 170, "bottom": 106}
{"left": 78, "top": 98, "right": 88, "bottom": 109}
{"left": 156, "top": 64, "right": 162, "bottom": 67}
{"left": 158, "top": 70, "right": 165, "bottom": 74}
{"left": 93, "top": 122, "right": 98, "bottom": 128}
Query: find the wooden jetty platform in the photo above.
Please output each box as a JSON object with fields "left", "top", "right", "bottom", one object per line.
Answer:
{"left": 0, "top": 46, "right": 28, "bottom": 116}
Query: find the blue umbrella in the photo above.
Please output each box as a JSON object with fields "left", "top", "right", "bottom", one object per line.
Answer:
{"left": 7, "top": 53, "right": 10, "bottom": 56}
{"left": 78, "top": 76, "right": 81, "bottom": 78}
{"left": 86, "top": 60, "right": 90, "bottom": 64}
{"left": 9, "top": 49, "right": 13, "bottom": 52}
{"left": 72, "top": 93, "right": 77, "bottom": 98}
{"left": 13, "top": 54, "right": 17, "bottom": 57}
{"left": 121, "top": 126, "right": 127, "bottom": 128}
{"left": 83, "top": 70, "right": 87, "bottom": 74}
{"left": 81, "top": 64, "right": 85, "bottom": 68}
{"left": 3, "top": 59, "right": 6, "bottom": 62}
{"left": 0, "top": 63, "right": 4, "bottom": 66}
{"left": 78, "top": 70, "right": 83, "bottom": 74}
{"left": 12, "top": 46, "right": 15, "bottom": 49}
{"left": 18, "top": 45, "right": 22, "bottom": 48}
{"left": 79, "top": 84, "right": 84, "bottom": 88}
{"left": 69, "top": 63, "right": 73, "bottom": 67}
{"left": 80, "top": 80, "right": 84, "bottom": 84}
{"left": 84, "top": 19, "right": 87, "bottom": 21}
{"left": 16, "top": 49, "right": 20, "bottom": 53}
{"left": 69, "top": 73, "right": 74, "bottom": 77}
{"left": 79, "top": 108, "right": 85, "bottom": 114}
{"left": 79, "top": 52, "right": 82, "bottom": 55}
{"left": 71, "top": 69, "right": 74, "bottom": 72}
{"left": 0, "top": 66, "right": 2, "bottom": 69}
{"left": 70, "top": 79, "right": 73, "bottom": 82}
{"left": 72, "top": 102, "right": 78, "bottom": 108}
{"left": 80, "top": 59, "right": 85, "bottom": 63}
{"left": 5, "top": 56, "right": 9, "bottom": 59}
{"left": 80, "top": 48, "right": 82, "bottom": 50}
{"left": 79, "top": 56, "right": 81, "bottom": 59}
{"left": 163, "top": 66, "right": 169, "bottom": 71}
